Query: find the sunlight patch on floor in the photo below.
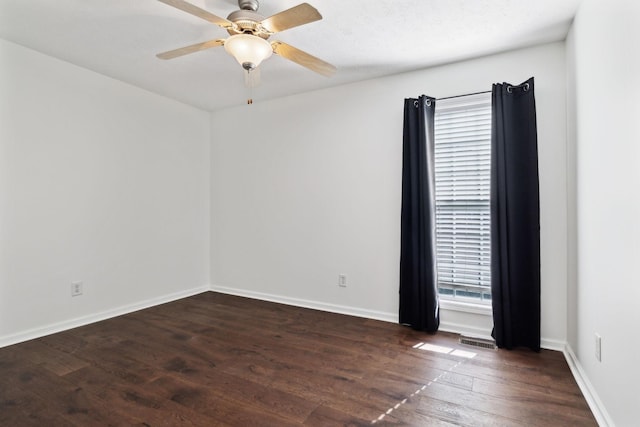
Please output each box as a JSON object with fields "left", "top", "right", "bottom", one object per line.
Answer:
{"left": 413, "top": 342, "right": 477, "bottom": 359}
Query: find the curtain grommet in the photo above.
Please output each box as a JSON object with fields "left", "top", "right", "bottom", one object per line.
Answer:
{"left": 506, "top": 86, "right": 514, "bottom": 93}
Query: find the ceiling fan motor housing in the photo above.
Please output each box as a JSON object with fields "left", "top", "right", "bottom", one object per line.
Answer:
{"left": 226, "top": 9, "right": 268, "bottom": 38}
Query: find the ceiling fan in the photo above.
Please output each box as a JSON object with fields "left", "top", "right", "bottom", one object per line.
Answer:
{"left": 156, "top": 0, "right": 336, "bottom": 79}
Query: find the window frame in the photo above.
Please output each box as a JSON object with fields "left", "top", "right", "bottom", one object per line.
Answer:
{"left": 434, "top": 92, "right": 492, "bottom": 309}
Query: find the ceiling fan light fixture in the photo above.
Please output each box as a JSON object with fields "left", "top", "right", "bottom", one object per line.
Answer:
{"left": 224, "top": 34, "right": 272, "bottom": 70}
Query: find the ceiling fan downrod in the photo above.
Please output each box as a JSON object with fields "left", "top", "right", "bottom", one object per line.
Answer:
{"left": 238, "top": 0, "right": 259, "bottom": 12}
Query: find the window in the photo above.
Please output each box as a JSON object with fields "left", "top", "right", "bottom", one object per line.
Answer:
{"left": 434, "top": 92, "right": 492, "bottom": 304}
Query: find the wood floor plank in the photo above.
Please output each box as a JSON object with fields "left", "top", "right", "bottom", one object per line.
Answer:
{"left": 64, "top": 365, "right": 228, "bottom": 426}
{"left": 146, "top": 374, "right": 302, "bottom": 426}
{"left": 1, "top": 358, "right": 143, "bottom": 426}
{"left": 1, "top": 385, "right": 74, "bottom": 427}
{"left": 413, "top": 396, "right": 522, "bottom": 427}
{"left": 0, "top": 292, "right": 597, "bottom": 426}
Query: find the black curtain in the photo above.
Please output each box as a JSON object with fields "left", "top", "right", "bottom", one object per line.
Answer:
{"left": 490, "top": 77, "right": 540, "bottom": 351}
{"left": 399, "top": 95, "right": 439, "bottom": 333}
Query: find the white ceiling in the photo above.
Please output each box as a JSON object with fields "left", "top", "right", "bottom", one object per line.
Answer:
{"left": 0, "top": 0, "right": 582, "bottom": 111}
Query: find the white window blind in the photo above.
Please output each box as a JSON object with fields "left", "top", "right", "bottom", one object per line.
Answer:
{"left": 434, "top": 92, "right": 492, "bottom": 304}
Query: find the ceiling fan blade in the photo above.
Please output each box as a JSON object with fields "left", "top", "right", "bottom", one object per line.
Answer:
{"left": 157, "top": 0, "right": 234, "bottom": 29}
{"left": 157, "top": 39, "right": 225, "bottom": 60}
{"left": 260, "top": 3, "right": 322, "bottom": 33}
{"left": 272, "top": 41, "right": 336, "bottom": 77}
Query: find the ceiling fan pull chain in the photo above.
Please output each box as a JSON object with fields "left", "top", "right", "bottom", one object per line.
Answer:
{"left": 246, "top": 69, "right": 254, "bottom": 105}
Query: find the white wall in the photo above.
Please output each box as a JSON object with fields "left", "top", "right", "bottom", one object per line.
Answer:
{"left": 567, "top": 0, "right": 640, "bottom": 425}
{"left": 0, "top": 39, "right": 210, "bottom": 345}
{"left": 210, "top": 42, "right": 568, "bottom": 346}
{"left": 565, "top": 24, "right": 578, "bottom": 355}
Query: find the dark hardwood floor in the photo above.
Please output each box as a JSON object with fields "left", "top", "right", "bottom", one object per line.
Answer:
{"left": 0, "top": 292, "right": 596, "bottom": 426}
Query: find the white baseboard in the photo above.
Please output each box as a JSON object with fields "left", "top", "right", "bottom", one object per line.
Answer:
{"left": 210, "top": 285, "right": 398, "bottom": 323}
{"left": 213, "top": 286, "right": 607, "bottom": 423}
{"left": 210, "top": 285, "right": 565, "bottom": 351}
{"left": 2, "top": 283, "right": 606, "bottom": 426}
{"left": 540, "top": 337, "right": 566, "bottom": 352}
{"left": 563, "top": 344, "right": 614, "bottom": 427}
{"left": 0, "top": 285, "right": 210, "bottom": 349}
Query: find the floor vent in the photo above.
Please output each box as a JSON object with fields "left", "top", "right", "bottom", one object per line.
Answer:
{"left": 459, "top": 336, "right": 497, "bottom": 350}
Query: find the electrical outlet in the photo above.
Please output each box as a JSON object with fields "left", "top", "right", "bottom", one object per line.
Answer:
{"left": 338, "top": 274, "right": 347, "bottom": 287}
{"left": 71, "top": 281, "right": 83, "bottom": 297}
{"left": 595, "top": 333, "right": 602, "bottom": 362}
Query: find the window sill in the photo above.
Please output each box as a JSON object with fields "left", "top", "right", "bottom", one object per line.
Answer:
{"left": 440, "top": 299, "right": 492, "bottom": 316}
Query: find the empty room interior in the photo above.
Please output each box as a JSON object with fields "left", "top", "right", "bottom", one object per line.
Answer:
{"left": 0, "top": 0, "right": 637, "bottom": 425}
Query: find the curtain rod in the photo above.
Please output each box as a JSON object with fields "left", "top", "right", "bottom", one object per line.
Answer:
{"left": 437, "top": 90, "right": 491, "bottom": 101}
